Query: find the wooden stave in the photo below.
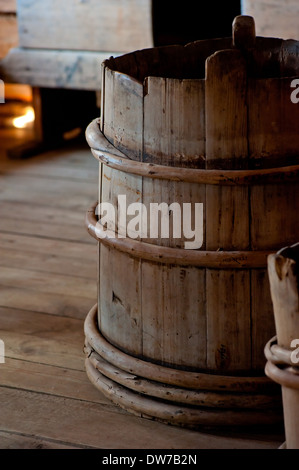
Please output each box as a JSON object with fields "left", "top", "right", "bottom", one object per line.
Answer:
{"left": 100, "top": 30, "right": 299, "bottom": 169}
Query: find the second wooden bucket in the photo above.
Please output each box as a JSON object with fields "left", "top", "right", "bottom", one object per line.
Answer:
{"left": 84, "top": 16, "right": 299, "bottom": 428}
{"left": 265, "top": 243, "right": 299, "bottom": 448}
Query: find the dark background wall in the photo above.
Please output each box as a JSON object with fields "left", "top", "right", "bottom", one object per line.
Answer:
{"left": 152, "top": 1, "right": 241, "bottom": 46}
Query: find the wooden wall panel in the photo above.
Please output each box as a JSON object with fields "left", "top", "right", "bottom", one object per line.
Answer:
{"left": 242, "top": 0, "right": 299, "bottom": 40}
{"left": 0, "top": 48, "right": 109, "bottom": 90}
{"left": 0, "top": 0, "right": 16, "bottom": 13}
{"left": 17, "top": 0, "right": 153, "bottom": 52}
{"left": 0, "top": 15, "right": 18, "bottom": 59}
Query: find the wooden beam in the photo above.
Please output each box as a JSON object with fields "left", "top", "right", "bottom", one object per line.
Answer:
{"left": 0, "top": 48, "right": 121, "bottom": 90}
{"left": 242, "top": 0, "right": 299, "bottom": 40}
{"left": 0, "top": 15, "right": 18, "bottom": 60}
{"left": 0, "top": 0, "right": 16, "bottom": 13}
{"left": 17, "top": 0, "right": 153, "bottom": 52}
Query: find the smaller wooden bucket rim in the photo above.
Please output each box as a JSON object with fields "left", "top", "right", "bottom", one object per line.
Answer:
{"left": 103, "top": 26, "right": 299, "bottom": 84}
{"left": 265, "top": 338, "right": 299, "bottom": 390}
{"left": 264, "top": 336, "right": 297, "bottom": 366}
{"left": 265, "top": 361, "right": 299, "bottom": 390}
{"left": 86, "top": 119, "right": 299, "bottom": 186}
{"left": 85, "top": 202, "right": 273, "bottom": 268}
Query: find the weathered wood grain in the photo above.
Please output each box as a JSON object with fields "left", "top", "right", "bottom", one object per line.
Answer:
{"left": 0, "top": 48, "right": 117, "bottom": 90}
{"left": 0, "top": 1, "right": 16, "bottom": 13}
{"left": 99, "top": 245, "right": 142, "bottom": 355}
{"left": 0, "top": 306, "right": 84, "bottom": 343}
{"left": 0, "top": 145, "right": 98, "bottom": 173}
{"left": 140, "top": 178, "right": 205, "bottom": 249}
{"left": 0, "top": 266, "right": 96, "bottom": 299}
{"left": 0, "top": 357, "right": 111, "bottom": 405}
{"left": 242, "top": 0, "right": 299, "bottom": 40}
{"left": 248, "top": 76, "right": 299, "bottom": 368}
{"left": 0, "top": 200, "right": 91, "bottom": 227}
{"left": 0, "top": 232, "right": 96, "bottom": 261}
{"left": 102, "top": 68, "right": 144, "bottom": 160}
{"left": 0, "top": 216, "right": 92, "bottom": 243}
{"left": 0, "top": 431, "right": 88, "bottom": 449}
{"left": 141, "top": 262, "right": 206, "bottom": 368}
{"left": 5, "top": 161, "right": 98, "bottom": 182}
{"left": 0, "top": 173, "right": 96, "bottom": 210}
{"left": 0, "top": 244, "right": 96, "bottom": 279}
{"left": 0, "top": 15, "right": 18, "bottom": 59}
{"left": 143, "top": 77, "right": 206, "bottom": 167}
{"left": 205, "top": 48, "right": 251, "bottom": 372}
{"left": 248, "top": 77, "right": 299, "bottom": 166}
{"left": 17, "top": 0, "right": 153, "bottom": 52}
{"left": 0, "top": 386, "right": 281, "bottom": 449}
{"left": 0, "top": 286, "right": 95, "bottom": 319}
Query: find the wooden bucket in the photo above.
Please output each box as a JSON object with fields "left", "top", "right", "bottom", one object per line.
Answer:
{"left": 84, "top": 16, "right": 299, "bottom": 428}
{"left": 265, "top": 243, "right": 299, "bottom": 448}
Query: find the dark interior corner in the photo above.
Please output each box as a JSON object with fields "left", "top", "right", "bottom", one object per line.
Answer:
{"left": 152, "top": 1, "right": 241, "bottom": 46}
{"left": 38, "top": 87, "right": 99, "bottom": 145}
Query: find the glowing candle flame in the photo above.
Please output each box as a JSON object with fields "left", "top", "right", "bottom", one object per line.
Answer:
{"left": 13, "top": 107, "right": 35, "bottom": 129}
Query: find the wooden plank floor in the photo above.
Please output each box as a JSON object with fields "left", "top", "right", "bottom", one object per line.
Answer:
{"left": 0, "top": 129, "right": 285, "bottom": 450}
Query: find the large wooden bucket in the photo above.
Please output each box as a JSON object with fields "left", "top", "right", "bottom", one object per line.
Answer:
{"left": 84, "top": 16, "right": 299, "bottom": 428}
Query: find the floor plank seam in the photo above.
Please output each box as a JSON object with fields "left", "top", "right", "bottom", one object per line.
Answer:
{"left": 0, "top": 429, "right": 98, "bottom": 449}
{"left": 0, "top": 302, "right": 96, "bottom": 320}
{"left": 0, "top": 384, "right": 133, "bottom": 417}
{"left": 0, "top": 261, "right": 97, "bottom": 280}
{"left": 0, "top": 171, "right": 98, "bottom": 183}
{"left": 0, "top": 356, "right": 86, "bottom": 372}
{"left": 0, "top": 230, "right": 96, "bottom": 245}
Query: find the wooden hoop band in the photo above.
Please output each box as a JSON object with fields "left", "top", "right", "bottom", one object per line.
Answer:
{"left": 84, "top": 303, "right": 277, "bottom": 393}
{"left": 84, "top": 342, "right": 281, "bottom": 409}
{"left": 85, "top": 356, "right": 282, "bottom": 428}
{"left": 86, "top": 119, "right": 299, "bottom": 186}
{"left": 85, "top": 202, "right": 273, "bottom": 268}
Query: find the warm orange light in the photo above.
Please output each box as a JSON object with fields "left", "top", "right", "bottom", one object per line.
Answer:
{"left": 12, "top": 107, "right": 35, "bottom": 129}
